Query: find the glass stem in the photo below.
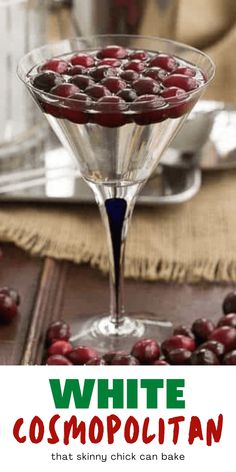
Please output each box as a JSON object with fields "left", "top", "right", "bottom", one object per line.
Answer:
{"left": 90, "top": 182, "right": 140, "bottom": 330}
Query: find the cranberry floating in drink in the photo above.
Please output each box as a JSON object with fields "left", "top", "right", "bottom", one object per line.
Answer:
{"left": 18, "top": 36, "right": 215, "bottom": 352}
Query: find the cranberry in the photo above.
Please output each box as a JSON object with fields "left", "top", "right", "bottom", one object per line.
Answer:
{"left": 192, "top": 318, "right": 215, "bottom": 343}
{"left": 85, "top": 84, "right": 111, "bottom": 99}
{"left": 218, "top": 313, "right": 236, "bottom": 329}
{"left": 120, "top": 70, "right": 139, "bottom": 83}
{"left": 149, "top": 54, "right": 177, "bottom": 72}
{"left": 161, "top": 335, "right": 196, "bottom": 356}
{"left": 67, "top": 346, "right": 98, "bottom": 365}
{"left": 223, "top": 350, "right": 236, "bottom": 365}
{"left": 117, "top": 88, "right": 137, "bottom": 102}
{"left": 62, "top": 93, "right": 90, "bottom": 124}
{"left": 68, "top": 92, "right": 92, "bottom": 109}
{"left": 101, "top": 77, "right": 126, "bottom": 93}
{"left": 196, "top": 340, "right": 225, "bottom": 359}
{"left": 209, "top": 326, "right": 236, "bottom": 353}
{"left": 71, "top": 53, "right": 95, "bottom": 67}
{"left": 173, "top": 325, "right": 195, "bottom": 339}
{"left": 69, "top": 74, "right": 94, "bottom": 90}
{"left": 46, "top": 355, "right": 73, "bottom": 366}
{"left": 46, "top": 320, "right": 71, "bottom": 345}
{"left": 162, "top": 74, "right": 198, "bottom": 91}
{"left": 123, "top": 60, "right": 145, "bottom": 73}
{"left": 42, "top": 102, "right": 62, "bottom": 118}
{"left": 96, "top": 95, "right": 126, "bottom": 111}
{"left": 222, "top": 292, "right": 236, "bottom": 315}
{"left": 132, "top": 95, "right": 167, "bottom": 125}
{"left": 0, "top": 287, "right": 20, "bottom": 306}
{"left": 133, "top": 77, "right": 160, "bottom": 95}
{"left": 161, "top": 87, "right": 187, "bottom": 100}
{"left": 166, "top": 96, "right": 196, "bottom": 119}
{"left": 172, "top": 66, "right": 196, "bottom": 77}
{"left": 41, "top": 59, "right": 69, "bottom": 74}
{"left": 32, "top": 71, "right": 63, "bottom": 92}
{"left": 167, "top": 348, "right": 192, "bottom": 365}
{"left": 98, "top": 45, "right": 128, "bottom": 59}
{"left": 131, "top": 338, "right": 160, "bottom": 364}
{"left": 95, "top": 96, "right": 128, "bottom": 127}
{"left": 0, "top": 294, "right": 18, "bottom": 324}
{"left": 111, "top": 354, "right": 140, "bottom": 365}
{"left": 132, "top": 94, "right": 165, "bottom": 111}
{"left": 99, "top": 58, "right": 121, "bottom": 67}
{"left": 86, "top": 357, "right": 107, "bottom": 365}
{"left": 130, "top": 50, "right": 148, "bottom": 61}
{"left": 190, "top": 349, "right": 219, "bottom": 365}
{"left": 47, "top": 340, "right": 72, "bottom": 357}
{"left": 51, "top": 83, "right": 80, "bottom": 97}
{"left": 66, "top": 65, "right": 86, "bottom": 76}
{"left": 89, "top": 65, "right": 117, "bottom": 81}
{"left": 152, "top": 359, "right": 169, "bottom": 365}
{"left": 102, "top": 350, "right": 127, "bottom": 364}
{"left": 144, "top": 67, "right": 167, "bottom": 81}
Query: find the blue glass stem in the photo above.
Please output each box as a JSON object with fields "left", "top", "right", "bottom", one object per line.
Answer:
{"left": 98, "top": 195, "right": 135, "bottom": 329}
{"left": 105, "top": 198, "right": 127, "bottom": 326}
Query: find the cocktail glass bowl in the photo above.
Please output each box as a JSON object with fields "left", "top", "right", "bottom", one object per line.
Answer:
{"left": 18, "top": 35, "right": 215, "bottom": 353}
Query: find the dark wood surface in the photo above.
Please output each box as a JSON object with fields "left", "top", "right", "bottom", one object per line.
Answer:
{"left": 0, "top": 243, "right": 234, "bottom": 365}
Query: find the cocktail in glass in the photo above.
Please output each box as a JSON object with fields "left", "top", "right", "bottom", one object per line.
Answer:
{"left": 18, "top": 35, "right": 215, "bottom": 352}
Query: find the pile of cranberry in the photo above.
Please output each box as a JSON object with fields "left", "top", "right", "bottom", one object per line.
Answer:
{"left": 45, "top": 291, "right": 236, "bottom": 366}
{"left": 30, "top": 45, "right": 205, "bottom": 126}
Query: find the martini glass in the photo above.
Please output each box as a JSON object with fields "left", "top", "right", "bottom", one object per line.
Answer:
{"left": 18, "top": 35, "right": 215, "bottom": 353}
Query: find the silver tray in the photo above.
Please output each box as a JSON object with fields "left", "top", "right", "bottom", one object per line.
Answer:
{"left": 0, "top": 138, "right": 201, "bottom": 206}
{"left": 161, "top": 100, "right": 236, "bottom": 170}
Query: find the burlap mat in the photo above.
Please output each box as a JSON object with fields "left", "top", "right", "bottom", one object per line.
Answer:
{"left": 0, "top": 170, "right": 236, "bottom": 282}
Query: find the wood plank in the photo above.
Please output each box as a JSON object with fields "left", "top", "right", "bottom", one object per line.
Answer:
{"left": 28, "top": 261, "right": 235, "bottom": 363}
{"left": 1, "top": 244, "right": 234, "bottom": 364}
{"left": 22, "top": 258, "right": 68, "bottom": 365}
{"left": 0, "top": 244, "right": 43, "bottom": 364}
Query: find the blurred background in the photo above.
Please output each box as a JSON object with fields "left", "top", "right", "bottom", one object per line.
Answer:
{"left": 0, "top": 0, "right": 236, "bottom": 199}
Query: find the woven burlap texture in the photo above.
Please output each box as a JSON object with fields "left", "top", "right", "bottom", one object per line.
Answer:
{"left": 0, "top": 171, "right": 236, "bottom": 282}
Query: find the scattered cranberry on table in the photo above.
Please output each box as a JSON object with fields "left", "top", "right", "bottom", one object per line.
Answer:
{"left": 222, "top": 291, "right": 236, "bottom": 314}
{"left": 217, "top": 313, "right": 236, "bottom": 328}
{"left": 46, "top": 355, "right": 73, "bottom": 366}
{"left": 0, "top": 286, "right": 20, "bottom": 324}
{"left": 111, "top": 354, "right": 140, "bottom": 365}
{"left": 223, "top": 350, "right": 236, "bottom": 365}
{"left": 47, "top": 340, "right": 73, "bottom": 357}
{"left": 44, "top": 290, "right": 236, "bottom": 365}
{"left": 195, "top": 340, "right": 225, "bottom": 359}
{"left": 173, "top": 324, "right": 195, "bottom": 339}
{"left": 191, "top": 318, "right": 215, "bottom": 343}
{"left": 0, "top": 286, "right": 20, "bottom": 306}
{"left": 86, "top": 357, "right": 107, "bottom": 365}
{"left": 67, "top": 346, "right": 98, "bottom": 365}
{"left": 102, "top": 350, "right": 127, "bottom": 364}
{"left": 131, "top": 338, "right": 160, "bottom": 364}
{"left": 46, "top": 320, "right": 71, "bottom": 345}
{"left": 190, "top": 349, "right": 219, "bottom": 366}
{"left": 161, "top": 335, "right": 196, "bottom": 356}
{"left": 208, "top": 326, "right": 236, "bottom": 353}
{"left": 167, "top": 348, "right": 192, "bottom": 365}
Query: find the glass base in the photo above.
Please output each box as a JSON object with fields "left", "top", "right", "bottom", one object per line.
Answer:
{"left": 70, "top": 313, "right": 173, "bottom": 354}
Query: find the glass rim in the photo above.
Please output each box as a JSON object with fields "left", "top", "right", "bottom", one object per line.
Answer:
{"left": 17, "top": 33, "right": 216, "bottom": 110}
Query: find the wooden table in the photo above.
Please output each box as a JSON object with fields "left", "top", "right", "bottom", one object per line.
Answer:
{"left": 0, "top": 243, "right": 233, "bottom": 365}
